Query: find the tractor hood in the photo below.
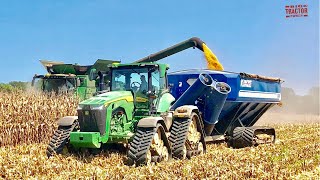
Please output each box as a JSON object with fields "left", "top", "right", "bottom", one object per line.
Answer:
{"left": 77, "top": 91, "right": 133, "bottom": 136}
{"left": 79, "top": 91, "right": 134, "bottom": 108}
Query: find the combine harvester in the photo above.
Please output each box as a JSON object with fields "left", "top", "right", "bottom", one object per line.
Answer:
{"left": 46, "top": 37, "right": 281, "bottom": 166}
{"left": 32, "top": 59, "right": 119, "bottom": 100}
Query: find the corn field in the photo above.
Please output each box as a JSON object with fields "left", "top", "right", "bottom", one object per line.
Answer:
{"left": 0, "top": 90, "right": 79, "bottom": 146}
{"left": 0, "top": 91, "right": 319, "bottom": 179}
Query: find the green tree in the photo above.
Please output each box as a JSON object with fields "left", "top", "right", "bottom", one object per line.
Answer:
{"left": 0, "top": 83, "right": 14, "bottom": 92}
{"left": 9, "top": 81, "right": 28, "bottom": 90}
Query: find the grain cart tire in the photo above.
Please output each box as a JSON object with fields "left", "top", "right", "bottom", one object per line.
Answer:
{"left": 169, "top": 112, "right": 206, "bottom": 159}
{"left": 127, "top": 124, "right": 171, "bottom": 166}
{"left": 46, "top": 120, "right": 79, "bottom": 157}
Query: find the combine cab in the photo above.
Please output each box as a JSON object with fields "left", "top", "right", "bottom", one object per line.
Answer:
{"left": 32, "top": 59, "right": 120, "bottom": 100}
{"left": 46, "top": 37, "right": 281, "bottom": 166}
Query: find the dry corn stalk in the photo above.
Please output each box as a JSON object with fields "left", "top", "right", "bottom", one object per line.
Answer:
{"left": 0, "top": 124, "right": 318, "bottom": 179}
{"left": 0, "top": 90, "right": 79, "bottom": 146}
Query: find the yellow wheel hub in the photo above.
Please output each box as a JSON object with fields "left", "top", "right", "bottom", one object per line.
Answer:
{"left": 161, "top": 146, "right": 169, "bottom": 161}
{"left": 187, "top": 118, "right": 201, "bottom": 144}
{"left": 146, "top": 150, "right": 152, "bottom": 165}
{"left": 198, "top": 142, "right": 204, "bottom": 154}
{"left": 150, "top": 128, "right": 169, "bottom": 162}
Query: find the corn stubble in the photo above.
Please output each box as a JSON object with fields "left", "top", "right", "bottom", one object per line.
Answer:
{"left": 0, "top": 91, "right": 319, "bottom": 179}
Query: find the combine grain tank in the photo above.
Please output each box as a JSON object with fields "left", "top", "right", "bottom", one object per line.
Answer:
{"left": 32, "top": 59, "right": 120, "bottom": 100}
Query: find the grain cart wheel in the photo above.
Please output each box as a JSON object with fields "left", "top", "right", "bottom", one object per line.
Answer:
{"left": 46, "top": 121, "right": 79, "bottom": 157}
{"left": 169, "top": 112, "right": 206, "bottom": 159}
{"left": 229, "top": 126, "right": 276, "bottom": 148}
{"left": 127, "top": 124, "right": 171, "bottom": 166}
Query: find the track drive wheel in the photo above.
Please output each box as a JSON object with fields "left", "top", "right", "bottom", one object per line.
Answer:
{"left": 46, "top": 121, "right": 79, "bottom": 157}
{"left": 127, "top": 124, "right": 171, "bottom": 166}
{"left": 229, "top": 126, "right": 276, "bottom": 148}
{"left": 169, "top": 112, "right": 206, "bottom": 160}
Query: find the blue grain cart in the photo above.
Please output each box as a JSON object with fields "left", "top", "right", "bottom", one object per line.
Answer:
{"left": 132, "top": 37, "right": 282, "bottom": 160}
{"left": 168, "top": 69, "right": 281, "bottom": 148}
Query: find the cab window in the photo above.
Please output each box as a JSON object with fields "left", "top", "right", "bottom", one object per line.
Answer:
{"left": 111, "top": 67, "right": 148, "bottom": 92}
{"left": 151, "top": 70, "right": 160, "bottom": 94}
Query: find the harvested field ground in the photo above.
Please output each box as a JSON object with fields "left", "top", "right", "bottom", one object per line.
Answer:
{"left": 0, "top": 92, "right": 319, "bottom": 179}
{"left": 0, "top": 123, "right": 319, "bottom": 179}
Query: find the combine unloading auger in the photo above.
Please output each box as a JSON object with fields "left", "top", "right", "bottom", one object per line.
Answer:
{"left": 134, "top": 37, "right": 224, "bottom": 71}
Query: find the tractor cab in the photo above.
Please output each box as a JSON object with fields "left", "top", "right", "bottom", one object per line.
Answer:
{"left": 109, "top": 63, "right": 169, "bottom": 115}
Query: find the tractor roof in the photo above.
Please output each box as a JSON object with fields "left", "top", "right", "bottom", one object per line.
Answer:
{"left": 111, "top": 62, "right": 169, "bottom": 69}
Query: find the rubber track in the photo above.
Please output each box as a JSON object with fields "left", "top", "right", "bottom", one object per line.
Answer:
{"left": 230, "top": 127, "right": 255, "bottom": 148}
{"left": 168, "top": 118, "right": 191, "bottom": 159}
{"left": 127, "top": 127, "right": 156, "bottom": 166}
{"left": 46, "top": 122, "right": 77, "bottom": 157}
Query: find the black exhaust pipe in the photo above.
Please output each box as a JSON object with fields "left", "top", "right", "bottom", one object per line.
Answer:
{"left": 98, "top": 71, "right": 105, "bottom": 91}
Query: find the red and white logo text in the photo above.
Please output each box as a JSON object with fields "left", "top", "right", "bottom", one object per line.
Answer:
{"left": 285, "top": 5, "right": 308, "bottom": 18}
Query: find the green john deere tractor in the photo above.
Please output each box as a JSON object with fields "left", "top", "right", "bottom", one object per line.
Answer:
{"left": 47, "top": 62, "right": 178, "bottom": 164}
{"left": 46, "top": 38, "right": 213, "bottom": 166}
{"left": 32, "top": 59, "right": 119, "bottom": 100}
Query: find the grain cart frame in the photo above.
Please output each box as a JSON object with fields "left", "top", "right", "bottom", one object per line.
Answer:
{"left": 46, "top": 37, "right": 281, "bottom": 166}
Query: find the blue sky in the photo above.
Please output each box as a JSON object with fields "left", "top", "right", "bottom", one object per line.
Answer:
{"left": 0, "top": 0, "right": 318, "bottom": 95}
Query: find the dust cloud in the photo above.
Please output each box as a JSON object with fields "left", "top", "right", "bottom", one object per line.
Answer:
{"left": 257, "top": 86, "right": 319, "bottom": 125}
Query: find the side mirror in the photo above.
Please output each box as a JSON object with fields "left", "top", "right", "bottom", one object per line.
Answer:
{"left": 89, "top": 68, "right": 97, "bottom": 81}
{"left": 31, "top": 74, "right": 42, "bottom": 87}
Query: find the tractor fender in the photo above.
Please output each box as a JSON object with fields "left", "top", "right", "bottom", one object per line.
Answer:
{"left": 137, "top": 117, "right": 169, "bottom": 132}
{"left": 173, "top": 105, "right": 199, "bottom": 118}
{"left": 57, "top": 116, "right": 78, "bottom": 126}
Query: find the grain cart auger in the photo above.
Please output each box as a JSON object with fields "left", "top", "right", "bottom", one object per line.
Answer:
{"left": 46, "top": 37, "right": 281, "bottom": 167}
{"left": 134, "top": 37, "right": 224, "bottom": 70}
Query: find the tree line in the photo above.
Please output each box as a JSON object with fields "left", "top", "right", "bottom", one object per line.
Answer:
{"left": 0, "top": 81, "right": 30, "bottom": 92}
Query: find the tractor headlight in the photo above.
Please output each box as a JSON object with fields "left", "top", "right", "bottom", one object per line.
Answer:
{"left": 91, "top": 105, "right": 105, "bottom": 110}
